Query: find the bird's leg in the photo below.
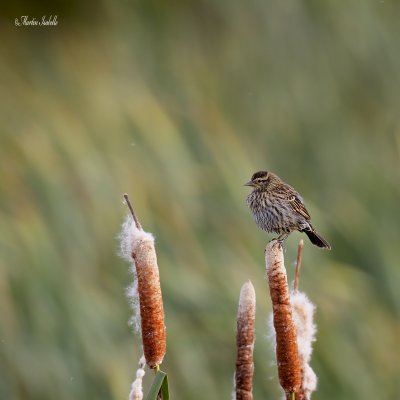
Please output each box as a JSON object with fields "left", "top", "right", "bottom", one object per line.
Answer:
{"left": 277, "top": 233, "right": 289, "bottom": 244}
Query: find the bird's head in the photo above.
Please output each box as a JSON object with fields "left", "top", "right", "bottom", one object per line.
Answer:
{"left": 244, "top": 170, "right": 273, "bottom": 189}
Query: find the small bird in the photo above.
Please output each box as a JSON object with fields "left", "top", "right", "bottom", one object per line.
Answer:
{"left": 245, "top": 171, "right": 331, "bottom": 249}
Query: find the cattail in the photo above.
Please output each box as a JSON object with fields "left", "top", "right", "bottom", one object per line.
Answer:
{"left": 120, "top": 194, "right": 166, "bottom": 369}
{"left": 128, "top": 355, "right": 146, "bottom": 400}
{"left": 235, "top": 280, "right": 256, "bottom": 400}
{"left": 265, "top": 240, "right": 302, "bottom": 399}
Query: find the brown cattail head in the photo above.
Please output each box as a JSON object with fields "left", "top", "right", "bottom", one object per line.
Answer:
{"left": 265, "top": 240, "right": 302, "bottom": 397}
{"left": 131, "top": 226, "right": 166, "bottom": 368}
{"left": 120, "top": 195, "right": 166, "bottom": 369}
{"left": 235, "top": 280, "right": 256, "bottom": 400}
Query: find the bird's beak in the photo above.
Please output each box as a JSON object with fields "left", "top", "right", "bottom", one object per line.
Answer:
{"left": 244, "top": 181, "right": 255, "bottom": 187}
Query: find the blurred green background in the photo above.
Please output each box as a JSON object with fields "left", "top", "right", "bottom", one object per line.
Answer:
{"left": 1, "top": 1, "right": 400, "bottom": 399}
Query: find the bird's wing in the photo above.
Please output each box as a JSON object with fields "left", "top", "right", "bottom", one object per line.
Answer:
{"left": 287, "top": 192, "right": 311, "bottom": 220}
{"left": 272, "top": 183, "right": 311, "bottom": 220}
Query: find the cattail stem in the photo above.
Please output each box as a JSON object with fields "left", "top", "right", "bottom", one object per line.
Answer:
{"left": 123, "top": 194, "right": 166, "bottom": 369}
{"left": 294, "top": 240, "right": 304, "bottom": 292}
{"left": 124, "top": 193, "right": 142, "bottom": 230}
{"left": 235, "top": 281, "right": 256, "bottom": 400}
{"left": 265, "top": 240, "right": 302, "bottom": 398}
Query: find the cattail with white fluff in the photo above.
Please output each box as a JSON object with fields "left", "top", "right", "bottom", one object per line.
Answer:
{"left": 235, "top": 280, "right": 256, "bottom": 400}
{"left": 265, "top": 240, "right": 302, "bottom": 399}
{"left": 119, "top": 194, "right": 166, "bottom": 369}
{"left": 267, "top": 240, "right": 318, "bottom": 400}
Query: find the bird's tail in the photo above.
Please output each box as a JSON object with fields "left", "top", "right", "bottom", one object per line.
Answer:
{"left": 303, "top": 228, "right": 331, "bottom": 250}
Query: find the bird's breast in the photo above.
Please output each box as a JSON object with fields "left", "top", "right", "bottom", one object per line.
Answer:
{"left": 247, "top": 190, "right": 301, "bottom": 234}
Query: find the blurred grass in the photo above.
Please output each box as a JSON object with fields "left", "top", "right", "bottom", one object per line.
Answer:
{"left": 0, "top": 1, "right": 400, "bottom": 399}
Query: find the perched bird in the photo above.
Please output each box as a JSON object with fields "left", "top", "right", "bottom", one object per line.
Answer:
{"left": 245, "top": 171, "right": 331, "bottom": 249}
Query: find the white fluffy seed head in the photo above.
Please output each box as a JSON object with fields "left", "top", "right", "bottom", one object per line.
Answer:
{"left": 290, "top": 291, "right": 316, "bottom": 364}
{"left": 126, "top": 266, "right": 141, "bottom": 334}
{"left": 302, "top": 364, "right": 317, "bottom": 399}
{"left": 128, "top": 355, "right": 146, "bottom": 400}
{"left": 267, "top": 312, "right": 276, "bottom": 352}
{"left": 290, "top": 290, "right": 318, "bottom": 399}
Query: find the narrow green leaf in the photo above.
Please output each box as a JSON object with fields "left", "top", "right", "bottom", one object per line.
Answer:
{"left": 160, "top": 372, "right": 169, "bottom": 400}
{"left": 145, "top": 370, "right": 169, "bottom": 400}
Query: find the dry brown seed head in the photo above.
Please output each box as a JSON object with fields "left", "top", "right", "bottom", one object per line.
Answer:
{"left": 235, "top": 281, "right": 256, "bottom": 400}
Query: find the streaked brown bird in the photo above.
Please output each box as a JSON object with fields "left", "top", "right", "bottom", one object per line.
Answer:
{"left": 245, "top": 171, "right": 331, "bottom": 249}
